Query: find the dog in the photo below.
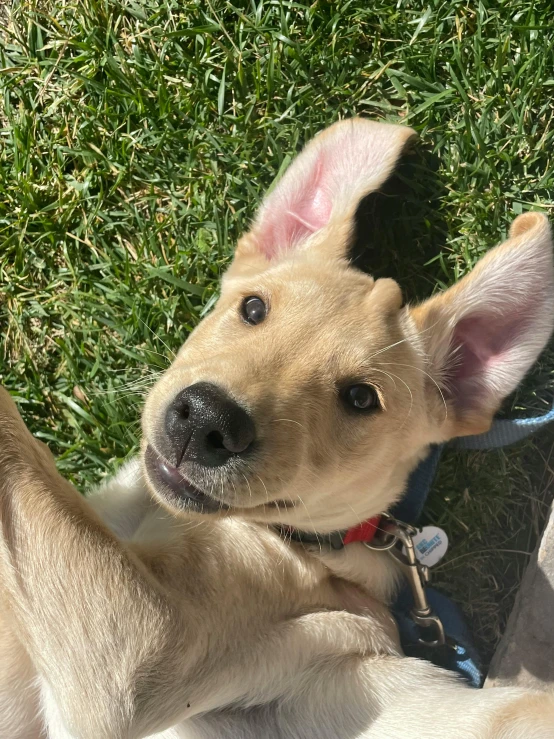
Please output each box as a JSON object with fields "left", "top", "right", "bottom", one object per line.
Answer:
{"left": 2, "top": 118, "right": 554, "bottom": 739}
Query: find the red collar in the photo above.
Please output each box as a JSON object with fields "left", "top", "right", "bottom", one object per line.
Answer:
{"left": 277, "top": 515, "right": 382, "bottom": 549}
{"left": 342, "top": 515, "right": 381, "bottom": 545}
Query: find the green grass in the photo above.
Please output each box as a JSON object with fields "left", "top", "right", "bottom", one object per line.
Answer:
{"left": 1, "top": 0, "right": 554, "bottom": 668}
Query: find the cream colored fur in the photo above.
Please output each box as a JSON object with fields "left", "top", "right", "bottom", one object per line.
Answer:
{"left": 1, "top": 119, "right": 554, "bottom": 738}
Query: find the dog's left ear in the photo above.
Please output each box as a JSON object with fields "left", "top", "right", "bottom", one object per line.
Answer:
{"left": 227, "top": 118, "right": 415, "bottom": 277}
{"left": 410, "top": 212, "right": 554, "bottom": 439}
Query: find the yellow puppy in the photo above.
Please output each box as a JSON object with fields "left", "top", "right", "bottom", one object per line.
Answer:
{"left": 1, "top": 119, "right": 554, "bottom": 739}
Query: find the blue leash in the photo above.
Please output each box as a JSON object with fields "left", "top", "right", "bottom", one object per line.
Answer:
{"left": 392, "top": 401, "right": 554, "bottom": 687}
{"left": 453, "top": 402, "right": 554, "bottom": 449}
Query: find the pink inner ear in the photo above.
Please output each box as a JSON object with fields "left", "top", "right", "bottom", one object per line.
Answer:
{"left": 257, "top": 155, "right": 333, "bottom": 258}
{"left": 448, "top": 310, "right": 533, "bottom": 410}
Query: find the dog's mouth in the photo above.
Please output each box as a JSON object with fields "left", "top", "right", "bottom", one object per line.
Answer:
{"left": 144, "top": 444, "right": 296, "bottom": 515}
{"left": 144, "top": 445, "right": 228, "bottom": 513}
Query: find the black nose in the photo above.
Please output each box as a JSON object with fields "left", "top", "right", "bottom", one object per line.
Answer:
{"left": 164, "top": 382, "right": 256, "bottom": 468}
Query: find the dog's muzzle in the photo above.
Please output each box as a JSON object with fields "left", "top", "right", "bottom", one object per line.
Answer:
{"left": 144, "top": 382, "right": 256, "bottom": 512}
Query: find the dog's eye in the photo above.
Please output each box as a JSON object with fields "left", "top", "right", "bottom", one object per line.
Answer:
{"left": 242, "top": 296, "right": 267, "bottom": 325}
{"left": 343, "top": 384, "right": 380, "bottom": 412}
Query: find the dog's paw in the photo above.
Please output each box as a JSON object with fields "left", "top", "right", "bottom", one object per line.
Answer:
{"left": 313, "top": 542, "right": 402, "bottom": 605}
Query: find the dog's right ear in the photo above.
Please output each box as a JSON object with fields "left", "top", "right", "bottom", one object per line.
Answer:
{"left": 226, "top": 118, "right": 415, "bottom": 279}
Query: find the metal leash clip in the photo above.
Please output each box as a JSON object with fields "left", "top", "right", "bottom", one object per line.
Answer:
{"left": 365, "top": 514, "right": 447, "bottom": 648}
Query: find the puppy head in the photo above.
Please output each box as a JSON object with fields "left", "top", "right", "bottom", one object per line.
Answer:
{"left": 142, "top": 119, "right": 554, "bottom": 533}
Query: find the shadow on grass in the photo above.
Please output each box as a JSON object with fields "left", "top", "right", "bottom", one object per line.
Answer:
{"left": 349, "top": 143, "right": 449, "bottom": 302}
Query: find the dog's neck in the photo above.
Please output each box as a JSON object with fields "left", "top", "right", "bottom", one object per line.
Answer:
{"left": 275, "top": 515, "right": 382, "bottom": 551}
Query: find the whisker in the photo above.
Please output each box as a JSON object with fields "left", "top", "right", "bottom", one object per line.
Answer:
{"left": 376, "top": 361, "right": 448, "bottom": 423}
{"left": 370, "top": 367, "right": 414, "bottom": 431}
{"left": 138, "top": 317, "right": 176, "bottom": 361}
{"left": 92, "top": 372, "right": 162, "bottom": 396}
{"left": 369, "top": 366, "right": 397, "bottom": 391}
{"left": 366, "top": 317, "right": 443, "bottom": 362}
{"left": 295, "top": 494, "right": 323, "bottom": 552}
{"left": 240, "top": 471, "right": 254, "bottom": 502}
{"left": 254, "top": 473, "right": 270, "bottom": 504}
{"left": 229, "top": 477, "right": 238, "bottom": 505}
{"left": 274, "top": 499, "right": 289, "bottom": 567}
{"left": 270, "top": 418, "right": 307, "bottom": 431}
{"left": 101, "top": 390, "right": 150, "bottom": 405}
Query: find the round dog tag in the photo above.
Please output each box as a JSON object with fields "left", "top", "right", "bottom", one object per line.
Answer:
{"left": 411, "top": 526, "right": 448, "bottom": 567}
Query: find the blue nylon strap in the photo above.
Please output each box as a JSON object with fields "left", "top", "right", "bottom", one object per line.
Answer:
{"left": 392, "top": 401, "right": 554, "bottom": 688}
{"left": 392, "top": 445, "right": 444, "bottom": 523}
{"left": 453, "top": 401, "right": 554, "bottom": 450}
{"left": 392, "top": 587, "right": 482, "bottom": 687}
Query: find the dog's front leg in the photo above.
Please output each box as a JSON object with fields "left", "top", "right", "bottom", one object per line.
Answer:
{"left": 0, "top": 388, "right": 380, "bottom": 739}
{"left": 0, "top": 388, "right": 198, "bottom": 739}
